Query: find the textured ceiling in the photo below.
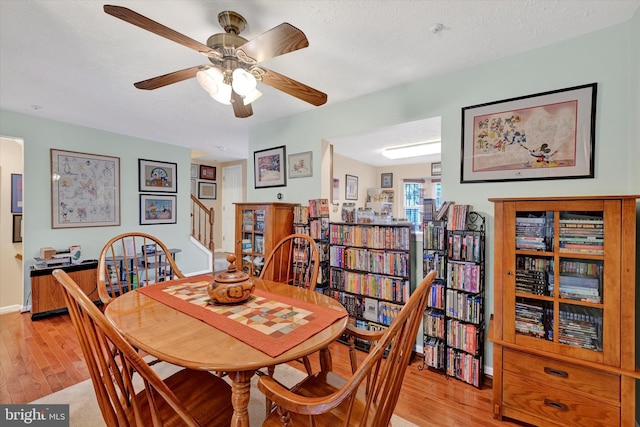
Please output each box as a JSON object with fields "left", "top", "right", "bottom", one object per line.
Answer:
{"left": 1, "top": 1, "right": 638, "bottom": 166}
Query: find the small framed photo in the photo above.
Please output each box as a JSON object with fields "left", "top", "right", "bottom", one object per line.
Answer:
{"left": 198, "top": 182, "right": 217, "bottom": 200}
{"left": 139, "top": 159, "right": 177, "bottom": 193}
{"left": 190, "top": 178, "right": 196, "bottom": 195}
{"left": 139, "top": 194, "right": 176, "bottom": 225}
{"left": 431, "top": 162, "right": 442, "bottom": 176}
{"left": 461, "top": 83, "right": 597, "bottom": 183}
{"left": 190, "top": 164, "right": 198, "bottom": 178}
{"left": 12, "top": 214, "right": 22, "bottom": 243}
{"left": 345, "top": 174, "right": 358, "bottom": 200}
{"left": 11, "top": 174, "right": 22, "bottom": 213}
{"left": 199, "top": 165, "right": 216, "bottom": 181}
{"left": 254, "top": 145, "right": 286, "bottom": 188}
{"left": 381, "top": 173, "right": 393, "bottom": 188}
{"left": 288, "top": 151, "right": 313, "bottom": 178}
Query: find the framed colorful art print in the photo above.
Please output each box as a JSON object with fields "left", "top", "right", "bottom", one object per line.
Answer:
{"left": 461, "top": 83, "right": 596, "bottom": 183}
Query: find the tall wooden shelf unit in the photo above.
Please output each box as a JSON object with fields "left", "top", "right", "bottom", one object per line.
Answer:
{"left": 327, "top": 222, "right": 412, "bottom": 352}
{"left": 489, "top": 195, "right": 638, "bottom": 427}
{"left": 234, "top": 202, "right": 297, "bottom": 277}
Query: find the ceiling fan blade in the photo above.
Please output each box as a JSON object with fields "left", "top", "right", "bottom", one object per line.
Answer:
{"left": 104, "top": 5, "right": 221, "bottom": 59}
{"left": 258, "top": 68, "right": 327, "bottom": 106}
{"left": 237, "top": 23, "right": 308, "bottom": 64}
{"left": 134, "top": 65, "right": 202, "bottom": 90}
{"left": 231, "top": 91, "right": 253, "bottom": 118}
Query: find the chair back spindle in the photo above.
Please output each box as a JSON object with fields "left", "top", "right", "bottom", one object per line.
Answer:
{"left": 260, "top": 233, "right": 320, "bottom": 290}
{"left": 98, "top": 232, "right": 185, "bottom": 306}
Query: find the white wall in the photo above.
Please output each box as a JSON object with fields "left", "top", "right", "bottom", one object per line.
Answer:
{"left": 0, "top": 138, "right": 23, "bottom": 310}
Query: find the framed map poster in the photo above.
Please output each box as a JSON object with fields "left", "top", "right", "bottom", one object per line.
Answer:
{"left": 51, "top": 149, "right": 120, "bottom": 228}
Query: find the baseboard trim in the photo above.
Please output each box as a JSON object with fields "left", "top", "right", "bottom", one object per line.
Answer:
{"left": 0, "top": 304, "right": 22, "bottom": 315}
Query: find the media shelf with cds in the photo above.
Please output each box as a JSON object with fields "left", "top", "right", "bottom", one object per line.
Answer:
{"left": 489, "top": 195, "right": 639, "bottom": 427}
{"left": 293, "top": 199, "right": 330, "bottom": 289}
{"left": 325, "top": 222, "right": 412, "bottom": 353}
{"left": 419, "top": 207, "right": 486, "bottom": 388}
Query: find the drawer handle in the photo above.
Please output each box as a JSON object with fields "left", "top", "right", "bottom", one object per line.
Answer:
{"left": 544, "top": 398, "right": 568, "bottom": 412}
{"left": 543, "top": 367, "right": 568, "bottom": 378}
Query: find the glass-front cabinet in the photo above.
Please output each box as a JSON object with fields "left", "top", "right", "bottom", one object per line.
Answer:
{"left": 234, "top": 202, "right": 297, "bottom": 277}
{"left": 505, "top": 201, "right": 614, "bottom": 363}
{"left": 490, "top": 195, "right": 638, "bottom": 427}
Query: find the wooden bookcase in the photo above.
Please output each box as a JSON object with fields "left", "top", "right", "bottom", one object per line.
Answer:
{"left": 234, "top": 202, "right": 297, "bottom": 277}
{"left": 31, "top": 260, "right": 99, "bottom": 319}
{"left": 326, "top": 222, "right": 412, "bottom": 352}
{"left": 489, "top": 195, "right": 638, "bottom": 426}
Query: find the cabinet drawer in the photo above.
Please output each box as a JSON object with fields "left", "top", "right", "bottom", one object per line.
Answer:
{"left": 503, "top": 348, "right": 619, "bottom": 401}
{"left": 503, "top": 372, "right": 620, "bottom": 426}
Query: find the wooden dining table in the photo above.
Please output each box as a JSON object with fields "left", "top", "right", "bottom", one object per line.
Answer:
{"left": 104, "top": 274, "right": 348, "bottom": 427}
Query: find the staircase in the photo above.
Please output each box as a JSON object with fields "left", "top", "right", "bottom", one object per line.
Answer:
{"left": 190, "top": 194, "right": 214, "bottom": 252}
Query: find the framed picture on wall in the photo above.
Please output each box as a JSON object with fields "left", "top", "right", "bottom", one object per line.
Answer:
{"left": 139, "top": 194, "right": 177, "bottom": 225}
{"left": 11, "top": 173, "right": 22, "bottom": 213}
{"left": 381, "top": 173, "right": 393, "bottom": 188}
{"left": 254, "top": 145, "right": 286, "bottom": 188}
{"left": 199, "top": 165, "right": 216, "bottom": 181}
{"left": 198, "top": 182, "right": 217, "bottom": 200}
{"left": 345, "top": 174, "right": 358, "bottom": 200}
{"left": 51, "top": 149, "right": 121, "bottom": 228}
{"left": 288, "top": 151, "right": 313, "bottom": 178}
{"left": 461, "top": 83, "right": 597, "bottom": 183}
{"left": 12, "top": 214, "right": 22, "bottom": 243}
{"left": 139, "top": 159, "right": 177, "bottom": 192}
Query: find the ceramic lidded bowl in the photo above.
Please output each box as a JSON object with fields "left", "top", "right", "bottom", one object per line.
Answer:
{"left": 207, "top": 254, "right": 256, "bottom": 304}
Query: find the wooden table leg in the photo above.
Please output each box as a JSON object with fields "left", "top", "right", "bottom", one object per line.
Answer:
{"left": 227, "top": 370, "right": 254, "bottom": 427}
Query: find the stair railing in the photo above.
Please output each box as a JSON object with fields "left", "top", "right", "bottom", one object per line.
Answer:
{"left": 190, "top": 194, "right": 214, "bottom": 251}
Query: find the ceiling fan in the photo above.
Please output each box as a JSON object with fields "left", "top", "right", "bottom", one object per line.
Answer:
{"left": 104, "top": 5, "right": 327, "bottom": 118}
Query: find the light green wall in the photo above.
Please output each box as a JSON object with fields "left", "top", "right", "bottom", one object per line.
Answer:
{"left": 0, "top": 110, "right": 210, "bottom": 306}
{"left": 249, "top": 15, "right": 640, "bottom": 372}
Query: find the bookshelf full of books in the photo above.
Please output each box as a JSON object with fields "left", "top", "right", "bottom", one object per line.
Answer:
{"left": 326, "top": 221, "right": 412, "bottom": 352}
{"left": 420, "top": 203, "right": 486, "bottom": 388}
{"left": 293, "top": 199, "right": 330, "bottom": 289}
{"left": 489, "top": 195, "right": 639, "bottom": 427}
{"left": 234, "top": 202, "right": 297, "bottom": 277}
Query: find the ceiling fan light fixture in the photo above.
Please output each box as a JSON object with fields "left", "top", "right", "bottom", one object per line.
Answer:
{"left": 381, "top": 141, "right": 441, "bottom": 159}
{"left": 231, "top": 68, "right": 257, "bottom": 96}
{"left": 243, "top": 88, "right": 262, "bottom": 105}
{"left": 211, "top": 81, "right": 232, "bottom": 105}
{"left": 196, "top": 68, "right": 224, "bottom": 95}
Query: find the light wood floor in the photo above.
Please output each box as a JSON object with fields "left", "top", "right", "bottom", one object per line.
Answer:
{"left": 0, "top": 311, "right": 528, "bottom": 426}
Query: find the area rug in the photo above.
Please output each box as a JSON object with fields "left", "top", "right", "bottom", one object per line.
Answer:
{"left": 31, "top": 361, "right": 417, "bottom": 427}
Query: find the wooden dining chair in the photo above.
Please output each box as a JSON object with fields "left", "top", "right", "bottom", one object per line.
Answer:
{"left": 259, "top": 233, "right": 321, "bottom": 413}
{"left": 257, "top": 270, "right": 437, "bottom": 427}
{"left": 52, "top": 268, "right": 233, "bottom": 427}
{"left": 260, "top": 233, "right": 320, "bottom": 291}
{"left": 98, "top": 232, "right": 185, "bottom": 306}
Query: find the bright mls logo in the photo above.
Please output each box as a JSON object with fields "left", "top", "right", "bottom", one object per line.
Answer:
{"left": 1, "top": 405, "right": 69, "bottom": 426}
